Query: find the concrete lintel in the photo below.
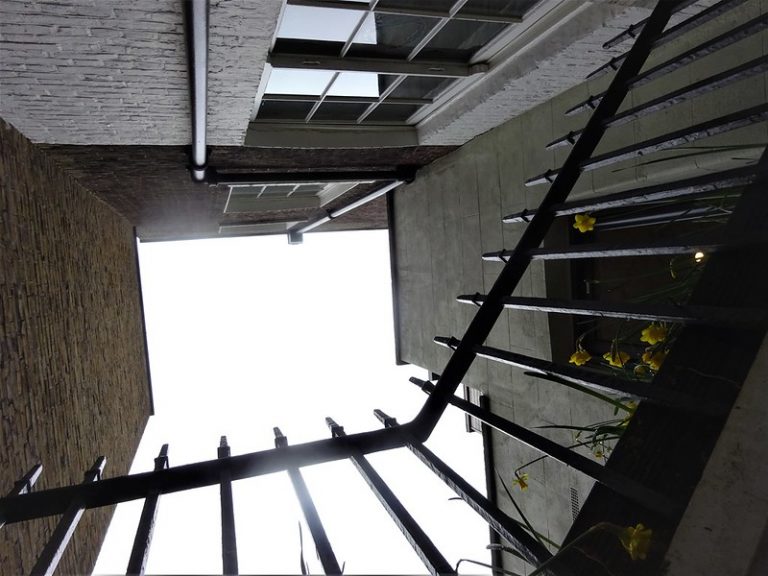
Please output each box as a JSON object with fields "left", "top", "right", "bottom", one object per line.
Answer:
{"left": 245, "top": 122, "right": 418, "bottom": 148}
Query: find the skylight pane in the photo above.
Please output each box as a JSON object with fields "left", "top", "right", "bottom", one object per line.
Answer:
{"left": 327, "top": 72, "right": 379, "bottom": 97}
{"left": 265, "top": 69, "right": 335, "bottom": 96}
{"left": 278, "top": 5, "right": 365, "bottom": 43}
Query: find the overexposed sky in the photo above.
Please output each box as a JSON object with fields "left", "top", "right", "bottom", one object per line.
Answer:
{"left": 93, "top": 230, "right": 491, "bottom": 574}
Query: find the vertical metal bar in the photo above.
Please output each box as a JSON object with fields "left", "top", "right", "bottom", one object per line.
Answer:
{"left": 478, "top": 396, "right": 504, "bottom": 574}
{"left": 30, "top": 457, "right": 107, "bottom": 576}
{"left": 0, "top": 464, "right": 43, "bottom": 530}
{"left": 274, "top": 428, "right": 342, "bottom": 575}
{"left": 373, "top": 411, "right": 557, "bottom": 572}
{"left": 126, "top": 445, "right": 169, "bottom": 576}
{"left": 325, "top": 418, "right": 455, "bottom": 576}
{"left": 218, "top": 436, "right": 239, "bottom": 575}
{"left": 409, "top": 0, "right": 679, "bottom": 439}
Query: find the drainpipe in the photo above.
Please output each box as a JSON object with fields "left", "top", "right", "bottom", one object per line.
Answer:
{"left": 186, "top": 0, "right": 209, "bottom": 182}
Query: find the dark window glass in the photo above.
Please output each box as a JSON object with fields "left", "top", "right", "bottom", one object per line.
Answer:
{"left": 389, "top": 76, "right": 454, "bottom": 100}
{"left": 363, "top": 104, "right": 420, "bottom": 123}
{"left": 348, "top": 14, "right": 436, "bottom": 59}
{"left": 257, "top": 101, "right": 314, "bottom": 121}
{"left": 262, "top": 185, "right": 296, "bottom": 195}
{"left": 458, "top": 0, "right": 540, "bottom": 18}
{"left": 312, "top": 102, "right": 371, "bottom": 121}
{"left": 377, "top": 0, "right": 455, "bottom": 11}
{"left": 419, "top": 19, "right": 507, "bottom": 61}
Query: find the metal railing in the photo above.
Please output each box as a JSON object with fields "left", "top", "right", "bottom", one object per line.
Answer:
{"left": 3, "top": 1, "right": 768, "bottom": 574}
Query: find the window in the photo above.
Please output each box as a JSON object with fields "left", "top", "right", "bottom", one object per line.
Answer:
{"left": 254, "top": 0, "right": 541, "bottom": 126}
{"left": 223, "top": 181, "right": 373, "bottom": 213}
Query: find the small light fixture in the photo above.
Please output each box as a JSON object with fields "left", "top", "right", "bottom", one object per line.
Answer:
{"left": 694, "top": 251, "right": 705, "bottom": 263}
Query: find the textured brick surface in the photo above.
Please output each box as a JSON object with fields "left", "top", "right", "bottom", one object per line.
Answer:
{"left": 0, "top": 120, "right": 151, "bottom": 574}
{"left": 39, "top": 144, "right": 456, "bottom": 241}
{"left": 0, "top": 0, "right": 280, "bottom": 146}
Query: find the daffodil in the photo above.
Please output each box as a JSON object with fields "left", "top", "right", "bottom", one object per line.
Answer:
{"left": 642, "top": 349, "right": 667, "bottom": 371}
{"left": 620, "top": 401, "right": 638, "bottom": 427}
{"left": 640, "top": 323, "right": 667, "bottom": 345}
{"left": 573, "top": 213, "right": 596, "bottom": 233}
{"left": 619, "top": 523, "right": 653, "bottom": 561}
{"left": 512, "top": 472, "right": 529, "bottom": 491}
{"left": 569, "top": 348, "right": 592, "bottom": 366}
{"left": 603, "top": 350, "right": 630, "bottom": 368}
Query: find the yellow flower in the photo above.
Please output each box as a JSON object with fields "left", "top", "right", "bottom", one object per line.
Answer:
{"left": 619, "top": 523, "right": 653, "bottom": 561}
{"left": 569, "top": 348, "right": 592, "bottom": 366}
{"left": 620, "top": 401, "right": 638, "bottom": 427}
{"left": 603, "top": 350, "right": 630, "bottom": 368}
{"left": 573, "top": 213, "right": 596, "bottom": 233}
{"left": 512, "top": 472, "right": 529, "bottom": 491}
{"left": 642, "top": 349, "right": 667, "bottom": 371}
{"left": 640, "top": 323, "right": 667, "bottom": 345}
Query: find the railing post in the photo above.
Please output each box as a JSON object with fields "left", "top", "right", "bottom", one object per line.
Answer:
{"left": 30, "top": 457, "right": 106, "bottom": 576}
{"left": 274, "top": 427, "right": 342, "bottom": 575}
{"left": 218, "top": 436, "right": 239, "bottom": 575}
{"left": 373, "top": 410, "right": 560, "bottom": 574}
{"left": 0, "top": 464, "right": 43, "bottom": 530}
{"left": 126, "top": 445, "right": 169, "bottom": 576}
{"left": 326, "top": 417, "right": 455, "bottom": 576}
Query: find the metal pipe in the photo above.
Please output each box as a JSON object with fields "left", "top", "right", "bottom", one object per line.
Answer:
{"left": 294, "top": 179, "right": 404, "bottom": 236}
{"left": 187, "top": 0, "right": 209, "bottom": 181}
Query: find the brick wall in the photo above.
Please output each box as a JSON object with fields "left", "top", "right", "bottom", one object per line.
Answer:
{"left": 0, "top": 0, "right": 279, "bottom": 146}
{"left": 0, "top": 119, "right": 151, "bottom": 574}
{"left": 39, "top": 144, "right": 455, "bottom": 241}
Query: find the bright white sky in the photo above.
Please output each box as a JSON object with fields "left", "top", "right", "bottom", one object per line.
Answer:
{"left": 93, "top": 230, "right": 492, "bottom": 575}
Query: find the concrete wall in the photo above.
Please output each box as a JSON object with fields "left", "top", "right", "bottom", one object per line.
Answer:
{"left": 0, "top": 0, "right": 280, "bottom": 146}
{"left": 0, "top": 120, "right": 152, "bottom": 574}
{"left": 392, "top": 0, "right": 768, "bottom": 572}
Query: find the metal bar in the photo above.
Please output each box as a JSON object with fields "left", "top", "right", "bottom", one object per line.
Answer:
{"left": 262, "top": 94, "right": 432, "bottom": 105}
{"left": 478, "top": 396, "right": 503, "bottom": 575}
{"left": 529, "top": 103, "right": 768, "bottom": 185}
{"left": 126, "top": 445, "right": 169, "bottom": 576}
{"left": 407, "top": 0, "right": 679, "bottom": 440}
{"left": 409, "top": 378, "right": 679, "bottom": 517}
{"left": 457, "top": 295, "right": 764, "bottom": 327}
{"left": 407, "top": 1, "right": 471, "bottom": 61}
{"left": 305, "top": 72, "right": 340, "bottom": 122}
{"left": 433, "top": 337, "right": 728, "bottom": 415}
{"left": 602, "top": 0, "right": 704, "bottom": 49}
{"left": 568, "top": 12, "right": 768, "bottom": 116}
{"left": 591, "top": 0, "right": 749, "bottom": 78}
{"left": 185, "top": 0, "right": 209, "bottom": 181}
{"left": 30, "top": 457, "right": 107, "bottom": 576}
{"left": 551, "top": 55, "right": 768, "bottom": 149}
{"left": 484, "top": 235, "right": 739, "bottom": 261}
{"left": 218, "top": 437, "right": 238, "bottom": 575}
{"left": 274, "top": 428, "right": 342, "bottom": 575}
{"left": 503, "top": 166, "right": 755, "bottom": 223}
{"left": 373, "top": 410, "right": 559, "bottom": 573}
{"left": 295, "top": 179, "right": 405, "bottom": 235}
{"left": 356, "top": 75, "right": 407, "bottom": 123}
{"left": 0, "top": 464, "right": 43, "bottom": 530}
{"left": 267, "top": 52, "right": 488, "bottom": 78}
{"left": 326, "top": 418, "right": 455, "bottom": 576}
{"left": 207, "top": 169, "right": 409, "bottom": 186}
{"left": 285, "top": 0, "right": 522, "bottom": 23}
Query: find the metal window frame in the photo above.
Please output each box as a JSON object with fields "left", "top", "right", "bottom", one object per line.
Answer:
{"left": 254, "top": 0, "right": 527, "bottom": 128}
